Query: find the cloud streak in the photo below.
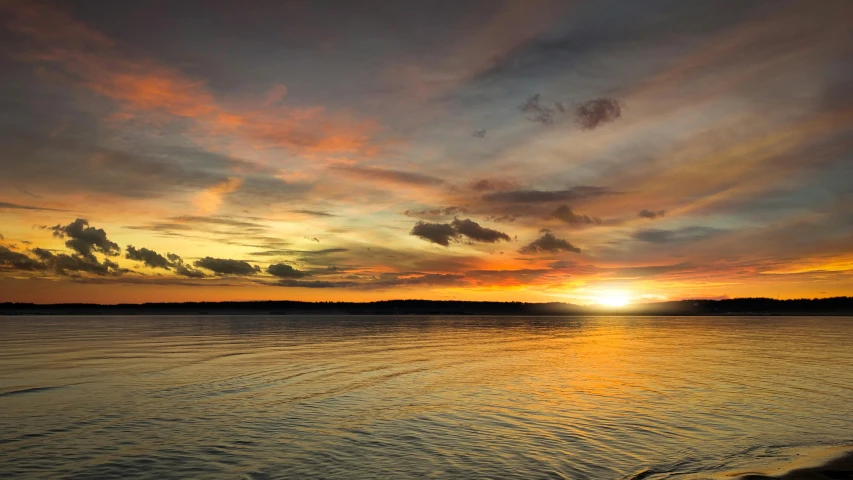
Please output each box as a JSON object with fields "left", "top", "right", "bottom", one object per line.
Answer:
{"left": 519, "top": 232, "right": 581, "bottom": 254}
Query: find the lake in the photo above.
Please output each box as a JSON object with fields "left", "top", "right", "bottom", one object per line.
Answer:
{"left": 1, "top": 315, "right": 851, "bottom": 479}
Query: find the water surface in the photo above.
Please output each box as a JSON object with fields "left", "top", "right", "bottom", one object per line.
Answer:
{"left": 1, "top": 315, "right": 851, "bottom": 479}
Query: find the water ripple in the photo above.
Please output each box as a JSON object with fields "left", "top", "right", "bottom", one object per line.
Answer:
{"left": 1, "top": 315, "right": 852, "bottom": 479}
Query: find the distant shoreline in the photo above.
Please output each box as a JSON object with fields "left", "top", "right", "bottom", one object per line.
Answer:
{"left": 2, "top": 297, "right": 852, "bottom": 316}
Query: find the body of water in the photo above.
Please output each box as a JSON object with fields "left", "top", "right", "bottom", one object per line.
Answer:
{"left": 1, "top": 315, "right": 851, "bottom": 479}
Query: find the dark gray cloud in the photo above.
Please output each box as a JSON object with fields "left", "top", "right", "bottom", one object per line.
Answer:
{"left": 519, "top": 232, "right": 581, "bottom": 254}
{"left": 471, "top": 179, "right": 494, "bottom": 191}
{"left": 30, "top": 247, "right": 122, "bottom": 276}
{"left": 372, "top": 273, "right": 465, "bottom": 287}
{"left": 574, "top": 98, "right": 622, "bottom": 130}
{"left": 470, "top": 179, "right": 517, "bottom": 192}
{"left": 0, "top": 201, "right": 63, "bottom": 211}
{"left": 125, "top": 246, "right": 173, "bottom": 270}
{"left": 410, "top": 221, "right": 460, "bottom": 246}
{"left": 472, "top": 129, "right": 486, "bottom": 138}
{"left": 247, "top": 247, "right": 349, "bottom": 257}
{"left": 0, "top": 245, "right": 46, "bottom": 271}
{"left": 58, "top": 255, "right": 121, "bottom": 276}
{"left": 465, "top": 269, "right": 551, "bottom": 284}
{"left": 0, "top": 129, "right": 243, "bottom": 199}
{"left": 291, "top": 210, "right": 337, "bottom": 217}
{"left": 69, "top": 276, "right": 226, "bottom": 287}
{"left": 519, "top": 94, "right": 623, "bottom": 130}
{"left": 49, "top": 218, "right": 120, "bottom": 261}
{"left": 410, "top": 218, "right": 511, "bottom": 246}
{"left": 332, "top": 165, "right": 445, "bottom": 186}
{"left": 168, "top": 216, "right": 267, "bottom": 229}
{"left": 638, "top": 209, "right": 667, "bottom": 219}
{"left": 632, "top": 226, "right": 721, "bottom": 244}
{"left": 520, "top": 94, "right": 556, "bottom": 125}
{"left": 194, "top": 257, "right": 260, "bottom": 276}
{"left": 267, "top": 263, "right": 307, "bottom": 279}
{"left": 484, "top": 214, "right": 517, "bottom": 223}
{"left": 274, "top": 279, "right": 358, "bottom": 288}
{"left": 483, "top": 186, "right": 613, "bottom": 203}
{"left": 609, "top": 263, "right": 695, "bottom": 278}
{"left": 175, "top": 264, "right": 206, "bottom": 278}
{"left": 31, "top": 248, "right": 55, "bottom": 261}
{"left": 472, "top": 2, "right": 770, "bottom": 85}
{"left": 19, "top": 189, "right": 41, "bottom": 199}
{"left": 450, "top": 218, "right": 510, "bottom": 243}
{"left": 405, "top": 206, "right": 468, "bottom": 219}
{"left": 162, "top": 252, "right": 206, "bottom": 278}
{"left": 551, "top": 205, "right": 602, "bottom": 226}
{"left": 275, "top": 273, "right": 467, "bottom": 289}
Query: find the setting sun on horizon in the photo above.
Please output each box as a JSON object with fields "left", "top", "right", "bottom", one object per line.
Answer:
{"left": 595, "top": 290, "right": 632, "bottom": 308}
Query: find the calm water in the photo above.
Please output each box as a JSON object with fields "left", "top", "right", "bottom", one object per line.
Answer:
{"left": 1, "top": 315, "right": 852, "bottom": 479}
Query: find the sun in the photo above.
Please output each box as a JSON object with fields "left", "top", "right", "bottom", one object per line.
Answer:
{"left": 596, "top": 290, "right": 631, "bottom": 307}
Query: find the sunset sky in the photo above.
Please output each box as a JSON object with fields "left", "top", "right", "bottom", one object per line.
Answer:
{"left": 1, "top": 0, "right": 852, "bottom": 304}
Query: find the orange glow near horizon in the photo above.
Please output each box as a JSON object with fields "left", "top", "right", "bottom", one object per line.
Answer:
{"left": 595, "top": 290, "right": 632, "bottom": 308}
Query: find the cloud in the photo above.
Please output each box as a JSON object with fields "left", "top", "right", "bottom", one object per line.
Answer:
{"left": 0, "top": 201, "right": 63, "bottom": 211}
{"left": 29, "top": 247, "right": 121, "bottom": 276}
{"left": 49, "top": 218, "right": 120, "bottom": 261}
{"left": 274, "top": 279, "right": 358, "bottom": 288}
{"left": 472, "top": 129, "right": 487, "bottom": 138}
{"left": 372, "top": 273, "right": 465, "bottom": 287}
{"left": 483, "top": 186, "right": 613, "bottom": 203}
{"left": 0, "top": 131, "right": 258, "bottom": 200}
{"left": 168, "top": 216, "right": 266, "bottom": 229}
{"left": 520, "top": 94, "right": 556, "bottom": 125}
{"left": 193, "top": 177, "right": 242, "bottom": 214}
{"left": 410, "top": 221, "right": 459, "bottom": 246}
{"left": 574, "top": 98, "right": 622, "bottom": 130}
{"left": 2, "top": 1, "right": 378, "bottom": 157}
{"left": 194, "top": 257, "right": 260, "bottom": 276}
{"left": 471, "top": 180, "right": 495, "bottom": 191}
{"left": 31, "top": 248, "right": 55, "bottom": 261}
{"left": 638, "top": 209, "right": 667, "bottom": 219}
{"left": 0, "top": 233, "right": 3, "bottom": 240}
{"left": 551, "top": 205, "right": 601, "bottom": 226}
{"left": 484, "top": 214, "right": 517, "bottom": 223}
{"left": 404, "top": 206, "right": 468, "bottom": 219}
{"left": 632, "top": 226, "right": 721, "bottom": 244}
{"left": 519, "top": 232, "right": 581, "bottom": 254}
{"left": 450, "top": 218, "right": 510, "bottom": 243}
{"left": 160, "top": 252, "right": 206, "bottom": 278}
{"left": 125, "top": 245, "right": 173, "bottom": 270}
{"left": 247, "top": 247, "right": 349, "bottom": 257}
{"left": 410, "top": 218, "right": 511, "bottom": 246}
{"left": 291, "top": 210, "right": 337, "bottom": 217}
{"left": 465, "top": 269, "right": 552, "bottom": 285}
{"left": 608, "top": 263, "right": 696, "bottom": 278}
{"left": 332, "top": 165, "right": 445, "bottom": 186}
{"left": 0, "top": 245, "right": 47, "bottom": 271}
{"left": 470, "top": 179, "right": 516, "bottom": 192}
{"left": 264, "top": 84, "right": 288, "bottom": 106}
{"left": 54, "top": 254, "right": 121, "bottom": 276}
{"left": 175, "top": 264, "right": 206, "bottom": 278}
{"left": 267, "top": 263, "right": 307, "bottom": 279}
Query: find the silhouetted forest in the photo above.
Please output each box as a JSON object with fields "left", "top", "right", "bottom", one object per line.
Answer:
{"left": 1, "top": 297, "right": 852, "bottom": 316}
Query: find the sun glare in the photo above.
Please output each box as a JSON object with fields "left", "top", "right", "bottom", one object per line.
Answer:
{"left": 596, "top": 291, "right": 631, "bottom": 308}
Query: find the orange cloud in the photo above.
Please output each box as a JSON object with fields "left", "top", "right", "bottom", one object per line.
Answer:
{"left": 1, "top": 0, "right": 380, "bottom": 158}
{"left": 193, "top": 177, "right": 243, "bottom": 214}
